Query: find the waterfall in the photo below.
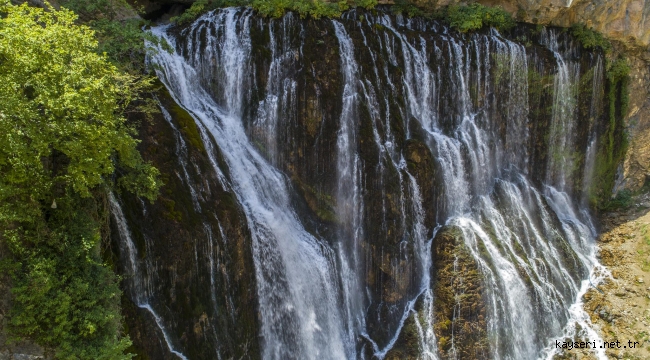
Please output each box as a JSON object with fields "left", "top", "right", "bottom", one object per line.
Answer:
{"left": 332, "top": 20, "right": 368, "bottom": 347}
{"left": 151, "top": 9, "right": 351, "bottom": 359}
{"left": 540, "top": 28, "right": 581, "bottom": 193}
{"left": 137, "top": 8, "right": 612, "bottom": 359}
{"left": 108, "top": 193, "right": 190, "bottom": 360}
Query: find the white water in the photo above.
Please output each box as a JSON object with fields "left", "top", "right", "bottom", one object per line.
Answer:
{"left": 332, "top": 21, "right": 369, "bottom": 349}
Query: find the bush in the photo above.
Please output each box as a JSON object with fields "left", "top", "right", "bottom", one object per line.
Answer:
{"left": 168, "top": 0, "right": 376, "bottom": 22}
{"left": 446, "top": 3, "right": 515, "bottom": 33}
{"left": 7, "top": 195, "right": 132, "bottom": 359}
{"left": 171, "top": 0, "right": 210, "bottom": 24}
{"left": 606, "top": 189, "right": 633, "bottom": 210}
{"left": 60, "top": 0, "right": 171, "bottom": 73}
{"left": 570, "top": 24, "right": 611, "bottom": 52}
{"left": 391, "top": 0, "right": 426, "bottom": 18}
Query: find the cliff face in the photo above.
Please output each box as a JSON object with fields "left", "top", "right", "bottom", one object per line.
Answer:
{"left": 480, "top": 0, "right": 650, "bottom": 50}
{"left": 133, "top": 7, "right": 615, "bottom": 358}
{"left": 619, "top": 54, "right": 650, "bottom": 192}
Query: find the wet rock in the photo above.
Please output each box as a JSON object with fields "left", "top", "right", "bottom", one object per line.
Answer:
{"left": 431, "top": 226, "right": 488, "bottom": 359}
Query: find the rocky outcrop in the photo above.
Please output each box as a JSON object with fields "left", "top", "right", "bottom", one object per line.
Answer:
{"left": 617, "top": 54, "right": 650, "bottom": 192}
{"left": 431, "top": 226, "right": 488, "bottom": 359}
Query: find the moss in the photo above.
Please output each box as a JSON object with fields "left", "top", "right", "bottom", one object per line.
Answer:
{"left": 169, "top": 103, "right": 206, "bottom": 153}
{"left": 161, "top": 198, "right": 182, "bottom": 221}
{"left": 590, "top": 57, "right": 630, "bottom": 210}
{"left": 431, "top": 226, "right": 489, "bottom": 358}
{"left": 293, "top": 179, "right": 337, "bottom": 223}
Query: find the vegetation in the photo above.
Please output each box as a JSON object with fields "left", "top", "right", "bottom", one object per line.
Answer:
{"left": 391, "top": 0, "right": 428, "bottom": 18}
{"left": 391, "top": 2, "right": 516, "bottom": 33}
{"left": 171, "top": 0, "right": 244, "bottom": 24}
{"left": 60, "top": 0, "right": 171, "bottom": 73}
{"left": 446, "top": 3, "right": 515, "bottom": 33}
{"left": 169, "top": 0, "right": 516, "bottom": 33}
{"left": 570, "top": 23, "right": 611, "bottom": 52}
{"left": 0, "top": 1, "right": 160, "bottom": 358}
{"left": 590, "top": 57, "right": 630, "bottom": 210}
{"left": 170, "top": 0, "right": 377, "bottom": 22}
{"left": 252, "top": 0, "right": 355, "bottom": 19}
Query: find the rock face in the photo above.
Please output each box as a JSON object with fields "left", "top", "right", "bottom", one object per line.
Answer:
{"left": 110, "top": 85, "right": 260, "bottom": 359}
{"left": 618, "top": 54, "right": 650, "bottom": 192}
{"left": 479, "top": 0, "right": 650, "bottom": 50}
{"left": 431, "top": 226, "right": 487, "bottom": 359}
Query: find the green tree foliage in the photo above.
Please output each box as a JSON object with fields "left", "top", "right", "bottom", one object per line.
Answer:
{"left": 0, "top": 1, "right": 159, "bottom": 218}
{"left": 570, "top": 23, "right": 611, "bottom": 52}
{"left": 446, "top": 3, "right": 515, "bottom": 33}
{"left": 169, "top": 0, "right": 377, "bottom": 23}
{"left": 60, "top": 0, "right": 170, "bottom": 73}
{"left": 5, "top": 194, "right": 131, "bottom": 359}
{"left": 0, "top": 1, "right": 160, "bottom": 357}
{"left": 252, "top": 0, "right": 354, "bottom": 19}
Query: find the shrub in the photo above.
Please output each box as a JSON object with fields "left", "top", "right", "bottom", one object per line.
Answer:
{"left": 570, "top": 23, "right": 611, "bottom": 52}
{"left": 446, "top": 3, "right": 515, "bottom": 33}
{"left": 169, "top": 0, "right": 376, "bottom": 22}
{"left": 391, "top": 0, "right": 426, "bottom": 18}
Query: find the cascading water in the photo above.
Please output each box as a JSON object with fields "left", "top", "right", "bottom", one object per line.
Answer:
{"left": 121, "top": 7, "right": 615, "bottom": 359}
{"left": 108, "top": 193, "right": 190, "bottom": 360}
{"left": 151, "top": 10, "right": 351, "bottom": 359}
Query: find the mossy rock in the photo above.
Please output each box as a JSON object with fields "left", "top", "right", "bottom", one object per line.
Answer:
{"left": 431, "top": 226, "right": 489, "bottom": 359}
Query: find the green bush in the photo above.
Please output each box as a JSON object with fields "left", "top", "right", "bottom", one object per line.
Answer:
{"left": 570, "top": 24, "right": 611, "bottom": 52}
{"left": 391, "top": 0, "right": 426, "bottom": 18}
{"left": 168, "top": 0, "right": 376, "bottom": 21}
{"left": 60, "top": 0, "right": 171, "bottom": 73}
{"left": 7, "top": 195, "right": 132, "bottom": 360}
{"left": 446, "top": 3, "right": 515, "bottom": 33}
{"left": 605, "top": 189, "right": 633, "bottom": 210}
{"left": 171, "top": 0, "right": 210, "bottom": 24}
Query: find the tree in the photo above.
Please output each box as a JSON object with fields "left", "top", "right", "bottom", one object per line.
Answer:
{"left": 0, "top": 1, "right": 160, "bottom": 358}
